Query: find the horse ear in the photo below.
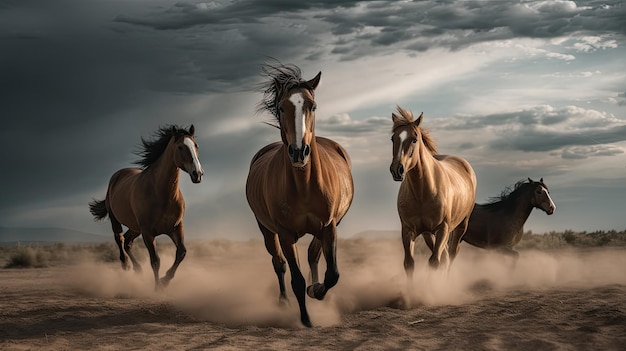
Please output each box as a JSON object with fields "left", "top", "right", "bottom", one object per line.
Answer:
{"left": 392, "top": 112, "right": 401, "bottom": 124}
{"left": 414, "top": 112, "right": 423, "bottom": 127}
{"left": 189, "top": 124, "right": 195, "bottom": 136}
{"left": 308, "top": 71, "right": 322, "bottom": 90}
{"left": 528, "top": 177, "right": 534, "bottom": 183}
{"left": 540, "top": 177, "right": 544, "bottom": 183}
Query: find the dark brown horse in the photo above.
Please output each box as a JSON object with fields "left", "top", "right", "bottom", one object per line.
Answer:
{"left": 89, "top": 125, "right": 203, "bottom": 290}
{"left": 459, "top": 178, "right": 556, "bottom": 264}
{"left": 389, "top": 106, "right": 476, "bottom": 281}
{"left": 246, "top": 63, "right": 354, "bottom": 327}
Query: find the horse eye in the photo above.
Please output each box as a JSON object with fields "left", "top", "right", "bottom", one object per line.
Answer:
{"left": 311, "top": 104, "right": 317, "bottom": 112}
{"left": 411, "top": 139, "right": 417, "bottom": 144}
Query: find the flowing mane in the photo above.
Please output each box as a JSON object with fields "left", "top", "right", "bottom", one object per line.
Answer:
{"left": 391, "top": 106, "right": 438, "bottom": 154}
{"left": 134, "top": 125, "right": 192, "bottom": 169}
{"left": 256, "top": 61, "right": 315, "bottom": 127}
{"left": 483, "top": 179, "right": 546, "bottom": 211}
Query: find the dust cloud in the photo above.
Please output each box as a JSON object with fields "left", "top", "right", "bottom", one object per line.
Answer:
{"left": 62, "top": 236, "right": 626, "bottom": 328}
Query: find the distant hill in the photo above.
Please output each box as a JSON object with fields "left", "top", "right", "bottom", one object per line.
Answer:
{"left": 0, "top": 227, "right": 109, "bottom": 246}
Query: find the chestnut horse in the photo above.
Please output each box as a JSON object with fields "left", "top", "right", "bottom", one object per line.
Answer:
{"left": 460, "top": 178, "right": 556, "bottom": 264}
{"left": 89, "top": 125, "right": 203, "bottom": 290}
{"left": 246, "top": 63, "right": 354, "bottom": 327}
{"left": 389, "top": 106, "right": 476, "bottom": 281}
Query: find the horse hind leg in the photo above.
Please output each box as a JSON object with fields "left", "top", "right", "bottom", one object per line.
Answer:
{"left": 258, "top": 220, "right": 288, "bottom": 304}
{"left": 123, "top": 229, "right": 142, "bottom": 273}
{"left": 498, "top": 247, "right": 520, "bottom": 270}
{"left": 109, "top": 214, "right": 131, "bottom": 270}
{"left": 161, "top": 224, "right": 187, "bottom": 288}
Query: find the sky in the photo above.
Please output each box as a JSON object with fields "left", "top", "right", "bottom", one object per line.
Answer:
{"left": 1, "top": 0, "right": 625, "bottom": 240}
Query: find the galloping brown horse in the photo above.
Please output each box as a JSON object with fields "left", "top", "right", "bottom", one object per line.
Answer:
{"left": 89, "top": 125, "right": 203, "bottom": 290}
{"left": 461, "top": 178, "right": 556, "bottom": 264}
{"left": 246, "top": 63, "right": 354, "bottom": 327}
{"left": 389, "top": 107, "right": 476, "bottom": 281}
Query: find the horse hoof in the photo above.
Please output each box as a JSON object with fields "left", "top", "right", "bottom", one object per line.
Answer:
{"left": 306, "top": 283, "right": 326, "bottom": 300}
{"left": 302, "top": 319, "right": 314, "bottom": 328}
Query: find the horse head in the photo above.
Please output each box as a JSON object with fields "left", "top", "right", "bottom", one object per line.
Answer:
{"left": 172, "top": 125, "right": 204, "bottom": 183}
{"left": 277, "top": 72, "right": 321, "bottom": 167}
{"left": 389, "top": 107, "right": 435, "bottom": 181}
{"left": 529, "top": 177, "right": 556, "bottom": 215}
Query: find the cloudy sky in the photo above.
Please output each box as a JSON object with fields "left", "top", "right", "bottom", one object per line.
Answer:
{"left": 1, "top": 0, "right": 625, "bottom": 240}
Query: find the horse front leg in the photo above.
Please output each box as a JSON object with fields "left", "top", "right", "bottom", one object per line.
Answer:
{"left": 307, "top": 237, "right": 322, "bottom": 285}
{"left": 402, "top": 224, "right": 416, "bottom": 283}
{"left": 279, "top": 234, "right": 312, "bottom": 328}
{"left": 448, "top": 216, "right": 470, "bottom": 268}
{"left": 307, "top": 224, "right": 339, "bottom": 301}
{"left": 160, "top": 224, "right": 187, "bottom": 288}
{"left": 141, "top": 232, "right": 162, "bottom": 291}
{"left": 429, "top": 223, "right": 450, "bottom": 270}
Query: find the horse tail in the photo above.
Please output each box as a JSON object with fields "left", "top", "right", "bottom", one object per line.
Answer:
{"left": 89, "top": 199, "right": 108, "bottom": 221}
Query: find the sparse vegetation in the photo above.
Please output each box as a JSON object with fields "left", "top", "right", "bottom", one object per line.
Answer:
{"left": 518, "top": 229, "right": 626, "bottom": 250}
{"left": 4, "top": 245, "right": 49, "bottom": 268}
{"left": 1, "top": 230, "right": 625, "bottom": 268}
{"left": 1, "top": 242, "right": 125, "bottom": 268}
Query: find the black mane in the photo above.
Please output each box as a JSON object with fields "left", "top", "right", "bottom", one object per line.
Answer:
{"left": 481, "top": 179, "right": 543, "bottom": 212}
{"left": 256, "top": 60, "right": 313, "bottom": 127}
{"left": 133, "top": 125, "right": 191, "bottom": 169}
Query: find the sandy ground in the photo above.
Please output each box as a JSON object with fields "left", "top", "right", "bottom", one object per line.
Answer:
{"left": 1, "top": 237, "right": 625, "bottom": 350}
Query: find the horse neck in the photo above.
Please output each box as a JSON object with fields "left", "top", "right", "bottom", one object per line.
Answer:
{"left": 145, "top": 143, "right": 181, "bottom": 196}
{"left": 405, "top": 139, "right": 438, "bottom": 196}
{"left": 284, "top": 135, "right": 323, "bottom": 196}
{"left": 502, "top": 188, "right": 534, "bottom": 229}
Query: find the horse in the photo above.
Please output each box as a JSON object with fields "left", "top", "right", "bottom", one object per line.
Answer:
{"left": 389, "top": 106, "right": 476, "bottom": 282}
{"left": 460, "top": 178, "right": 556, "bottom": 264}
{"left": 89, "top": 125, "right": 203, "bottom": 290}
{"left": 246, "top": 62, "right": 354, "bottom": 327}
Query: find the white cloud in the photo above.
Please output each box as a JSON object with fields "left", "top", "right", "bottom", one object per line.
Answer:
{"left": 546, "top": 52, "right": 576, "bottom": 61}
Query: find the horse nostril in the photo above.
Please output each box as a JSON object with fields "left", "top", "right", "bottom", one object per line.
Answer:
{"left": 302, "top": 144, "right": 311, "bottom": 158}
{"left": 288, "top": 144, "right": 295, "bottom": 157}
{"left": 398, "top": 165, "right": 404, "bottom": 176}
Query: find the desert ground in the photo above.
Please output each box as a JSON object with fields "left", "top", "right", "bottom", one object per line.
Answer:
{"left": 1, "top": 237, "right": 625, "bottom": 350}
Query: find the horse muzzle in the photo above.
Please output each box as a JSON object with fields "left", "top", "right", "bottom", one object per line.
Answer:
{"left": 390, "top": 163, "right": 405, "bottom": 182}
{"left": 189, "top": 169, "right": 203, "bottom": 183}
{"left": 288, "top": 144, "right": 311, "bottom": 167}
{"left": 542, "top": 202, "right": 555, "bottom": 215}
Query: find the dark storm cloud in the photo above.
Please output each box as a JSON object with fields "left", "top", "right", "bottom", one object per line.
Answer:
{"left": 114, "top": 0, "right": 361, "bottom": 30}
{"left": 113, "top": 1, "right": 626, "bottom": 60}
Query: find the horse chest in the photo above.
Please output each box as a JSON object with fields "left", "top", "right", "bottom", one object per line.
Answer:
{"left": 277, "top": 196, "right": 332, "bottom": 233}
